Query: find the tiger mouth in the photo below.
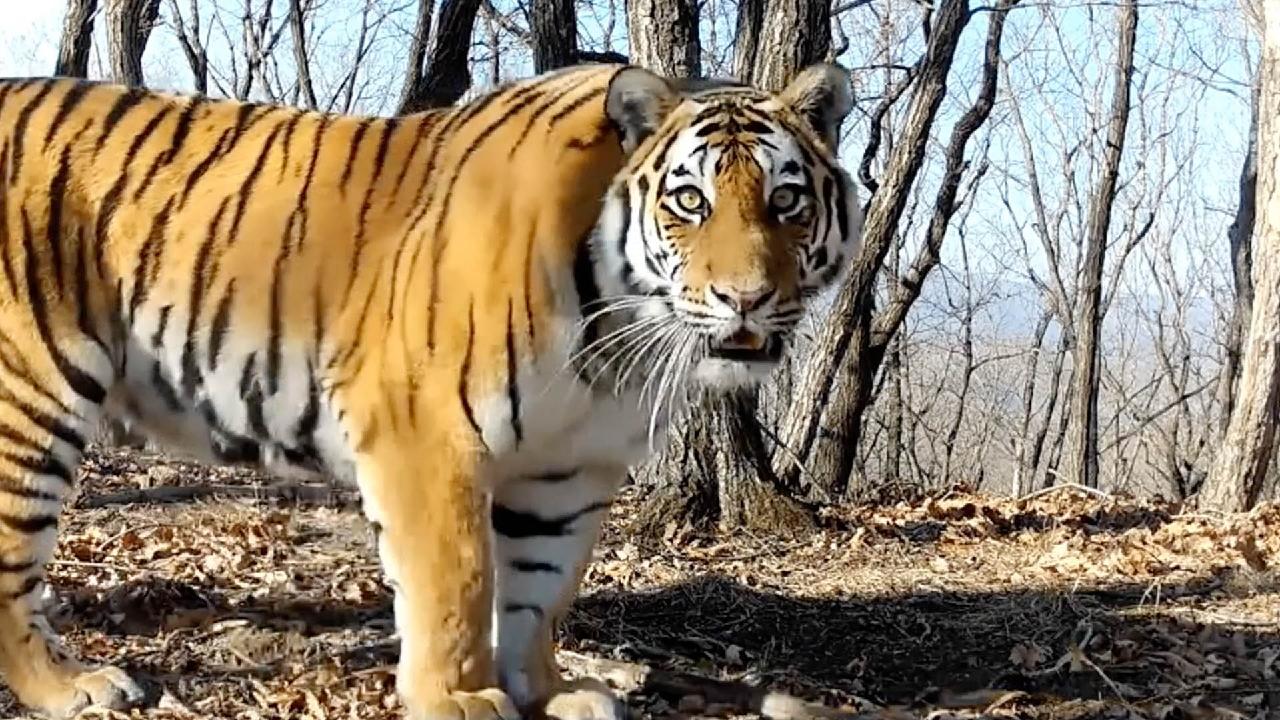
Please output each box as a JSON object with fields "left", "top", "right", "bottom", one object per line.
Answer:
{"left": 706, "top": 330, "right": 783, "bottom": 362}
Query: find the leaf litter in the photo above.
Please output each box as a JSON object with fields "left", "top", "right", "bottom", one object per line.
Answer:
{"left": 0, "top": 447, "right": 1275, "bottom": 719}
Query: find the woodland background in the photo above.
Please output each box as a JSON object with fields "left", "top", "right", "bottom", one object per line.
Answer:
{"left": 2, "top": 0, "right": 1269, "bottom": 527}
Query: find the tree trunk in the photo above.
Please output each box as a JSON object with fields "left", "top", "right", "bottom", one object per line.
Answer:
{"left": 399, "top": 0, "right": 482, "bottom": 113}
{"left": 106, "top": 0, "right": 161, "bottom": 86}
{"left": 777, "top": 0, "right": 1014, "bottom": 497}
{"left": 748, "top": 0, "right": 831, "bottom": 90}
{"left": 1200, "top": 1, "right": 1280, "bottom": 512}
{"left": 1060, "top": 0, "right": 1138, "bottom": 489}
{"left": 1217, "top": 79, "right": 1260, "bottom": 438}
{"left": 532, "top": 0, "right": 577, "bottom": 72}
{"left": 289, "top": 0, "right": 319, "bottom": 108}
{"left": 625, "top": 0, "right": 700, "bottom": 77}
{"left": 56, "top": 0, "right": 98, "bottom": 77}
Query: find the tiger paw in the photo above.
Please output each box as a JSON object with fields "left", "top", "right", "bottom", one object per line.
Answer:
{"left": 542, "top": 679, "right": 624, "bottom": 720}
{"left": 410, "top": 688, "right": 522, "bottom": 720}
{"left": 34, "top": 665, "right": 145, "bottom": 719}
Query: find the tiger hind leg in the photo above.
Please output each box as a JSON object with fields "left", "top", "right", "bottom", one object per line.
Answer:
{"left": 0, "top": 361, "right": 143, "bottom": 716}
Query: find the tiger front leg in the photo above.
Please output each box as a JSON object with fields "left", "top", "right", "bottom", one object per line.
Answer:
{"left": 493, "top": 466, "right": 627, "bottom": 720}
{"left": 355, "top": 437, "right": 519, "bottom": 720}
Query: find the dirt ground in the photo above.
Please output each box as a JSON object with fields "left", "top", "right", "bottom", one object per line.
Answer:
{"left": 1, "top": 446, "right": 1277, "bottom": 720}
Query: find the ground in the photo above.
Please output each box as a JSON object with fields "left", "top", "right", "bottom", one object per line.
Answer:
{"left": 1, "top": 447, "right": 1277, "bottom": 720}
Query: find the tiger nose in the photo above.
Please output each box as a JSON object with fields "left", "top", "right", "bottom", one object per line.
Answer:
{"left": 708, "top": 284, "right": 776, "bottom": 313}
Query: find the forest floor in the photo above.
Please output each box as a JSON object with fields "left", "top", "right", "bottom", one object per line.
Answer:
{"left": 1, "top": 446, "right": 1277, "bottom": 720}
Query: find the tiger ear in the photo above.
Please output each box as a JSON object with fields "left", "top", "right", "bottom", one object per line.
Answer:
{"left": 606, "top": 67, "right": 679, "bottom": 154}
{"left": 779, "top": 63, "right": 853, "bottom": 149}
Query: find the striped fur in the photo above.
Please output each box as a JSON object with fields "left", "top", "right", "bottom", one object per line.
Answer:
{"left": 0, "top": 61, "right": 859, "bottom": 720}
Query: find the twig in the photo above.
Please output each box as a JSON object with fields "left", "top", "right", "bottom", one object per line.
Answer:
{"left": 75, "top": 483, "right": 356, "bottom": 509}
{"left": 1018, "top": 483, "right": 1113, "bottom": 503}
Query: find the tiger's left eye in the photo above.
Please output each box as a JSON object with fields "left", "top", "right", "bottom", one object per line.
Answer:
{"left": 673, "top": 187, "right": 708, "bottom": 215}
{"left": 770, "top": 186, "right": 802, "bottom": 214}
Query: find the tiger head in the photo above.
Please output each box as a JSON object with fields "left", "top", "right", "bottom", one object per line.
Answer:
{"left": 589, "top": 64, "right": 863, "bottom": 391}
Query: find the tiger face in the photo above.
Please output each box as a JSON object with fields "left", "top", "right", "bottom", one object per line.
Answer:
{"left": 594, "top": 65, "right": 863, "bottom": 390}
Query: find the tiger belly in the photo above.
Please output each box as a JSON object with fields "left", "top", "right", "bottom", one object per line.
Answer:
{"left": 101, "top": 331, "right": 355, "bottom": 484}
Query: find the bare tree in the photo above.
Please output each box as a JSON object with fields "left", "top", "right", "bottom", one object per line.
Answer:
{"left": 400, "top": 0, "right": 484, "bottom": 112}
{"left": 1060, "top": 0, "right": 1139, "bottom": 488}
{"left": 288, "top": 0, "right": 319, "bottom": 108}
{"left": 776, "top": 0, "right": 1015, "bottom": 499}
{"left": 626, "top": 0, "right": 700, "bottom": 76}
{"left": 107, "top": 0, "right": 162, "bottom": 86}
{"left": 167, "top": 0, "right": 210, "bottom": 93}
{"left": 533, "top": 0, "right": 576, "bottom": 71}
{"left": 1217, "top": 79, "right": 1260, "bottom": 436}
{"left": 1201, "top": 3, "right": 1280, "bottom": 512}
{"left": 56, "top": 0, "right": 99, "bottom": 77}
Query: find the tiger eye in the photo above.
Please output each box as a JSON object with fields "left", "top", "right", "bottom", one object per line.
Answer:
{"left": 769, "top": 186, "right": 800, "bottom": 213}
{"left": 673, "top": 187, "right": 707, "bottom": 214}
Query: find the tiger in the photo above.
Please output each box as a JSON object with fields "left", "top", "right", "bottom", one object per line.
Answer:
{"left": 0, "top": 60, "right": 861, "bottom": 720}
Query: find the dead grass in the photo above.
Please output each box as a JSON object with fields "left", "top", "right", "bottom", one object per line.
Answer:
{"left": 1, "top": 446, "right": 1276, "bottom": 719}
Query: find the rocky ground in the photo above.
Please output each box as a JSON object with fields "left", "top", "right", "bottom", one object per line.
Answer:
{"left": 1, "top": 446, "right": 1277, "bottom": 719}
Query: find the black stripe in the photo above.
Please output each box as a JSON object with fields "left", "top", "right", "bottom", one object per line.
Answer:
{"left": 20, "top": 210, "right": 106, "bottom": 404}
{"left": 227, "top": 120, "right": 285, "bottom": 241}
{"left": 178, "top": 126, "right": 235, "bottom": 206}
{"left": 339, "top": 118, "right": 373, "bottom": 192}
{"left": 508, "top": 78, "right": 590, "bottom": 158}
{"left": 43, "top": 82, "right": 94, "bottom": 148}
{"left": 0, "top": 558, "right": 34, "bottom": 574}
{"left": 9, "top": 81, "right": 57, "bottom": 184}
{"left": 290, "top": 115, "right": 329, "bottom": 250}
{"left": 265, "top": 240, "right": 286, "bottom": 395}
{"left": 0, "top": 143, "right": 15, "bottom": 295}
{"left": 351, "top": 118, "right": 398, "bottom": 265}
{"left": 504, "top": 300, "right": 523, "bottom": 445}
{"left": 524, "top": 468, "right": 578, "bottom": 482}
{"left": 510, "top": 560, "right": 562, "bottom": 574}
{"left": 522, "top": 229, "right": 537, "bottom": 345}
{"left": 93, "top": 86, "right": 147, "bottom": 154}
{"left": 277, "top": 109, "right": 303, "bottom": 183}
{"left": 459, "top": 301, "right": 483, "bottom": 442}
{"left": 548, "top": 86, "right": 606, "bottom": 127}
{"left": 393, "top": 88, "right": 509, "bottom": 320}
{"left": 10, "top": 575, "right": 41, "bottom": 600}
{"left": 150, "top": 360, "right": 183, "bottom": 412}
{"left": 127, "top": 197, "right": 173, "bottom": 324}
{"left": 293, "top": 364, "right": 320, "bottom": 449}
{"left": 424, "top": 88, "right": 544, "bottom": 348}
{"left": 490, "top": 501, "right": 609, "bottom": 539}
{"left": 241, "top": 354, "right": 269, "bottom": 438}
{"left": 152, "top": 302, "right": 172, "bottom": 348}
{"left": 0, "top": 514, "right": 57, "bottom": 534}
{"left": 389, "top": 115, "right": 438, "bottom": 205}
{"left": 134, "top": 97, "right": 204, "bottom": 200}
{"left": 0, "top": 450, "right": 73, "bottom": 486}
{"left": 208, "top": 280, "right": 236, "bottom": 370}
{"left": 573, "top": 234, "right": 601, "bottom": 351}
{"left": 502, "top": 603, "right": 545, "bottom": 618}
{"left": 181, "top": 198, "right": 232, "bottom": 396}
{"left": 46, "top": 144, "right": 74, "bottom": 297}
{"left": 91, "top": 107, "right": 168, "bottom": 260}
